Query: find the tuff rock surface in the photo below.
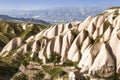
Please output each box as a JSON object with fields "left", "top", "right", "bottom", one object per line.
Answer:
{"left": 1, "top": 7, "right": 120, "bottom": 80}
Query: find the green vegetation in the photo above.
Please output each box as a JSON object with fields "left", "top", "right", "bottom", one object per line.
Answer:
{"left": 0, "top": 32, "right": 9, "bottom": 44}
{"left": 42, "top": 65, "right": 67, "bottom": 79}
{"left": 0, "top": 57, "right": 20, "bottom": 79}
{"left": 0, "top": 51, "right": 43, "bottom": 79}
{"left": 65, "top": 59, "right": 79, "bottom": 67}
{"left": 20, "top": 24, "right": 50, "bottom": 40}
{"left": 47, "top": 52, "right": 61, "bottom": 64}
{"left": 71, "top": 29, "right": 79, "bottom": 38}
{"left": 113, "top": 9, "right": 119, "bottom": 20}
{"left": 103, "top": 21, "right": 111, "bottom": 33}
{"left": 50, "top": 67, "right": 66, "bottom": 79}
{"left": 0, "top": 20, "right": 51, "bottom": 43}
{"left": 94, "top": 36, "right": 100, "bottom": 44}
{"left": 32, "top": 57, "right": 43, "bottom": 64}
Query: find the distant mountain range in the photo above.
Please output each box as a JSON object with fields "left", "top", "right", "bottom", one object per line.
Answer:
{"left": 0, "top": 15, "right": 50, "bottom": 24}
{"left": 0, "top": 6, "right": 109, "bottom": 23}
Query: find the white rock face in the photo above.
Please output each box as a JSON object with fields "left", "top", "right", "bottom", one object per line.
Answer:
{"left": 32, "top": 40, "right": 40, "bottom": 53}
{"left": 78, "top": 23, "right": 84, "bottom": 31}
{"left": 78, "top": 45, "right": 92, "bottom": 73}
{"left": 47, "top": 25, "right": 58, "bottom": 38}
{"left": 81, "top": 37, "right": 92, "bottom": 53}
{"left": 67, "top": 29, "right": 88, "bottom": 60}
{"left": 92, "top": 28, "right": 99, "bottom": 40}
{"left": 99, "top": 23, "right": 104, "bottom": 36}
{"left": 96, "top": 15, "right": 105, "bottom": 28}
{"left": 53, "top": 35, "right": 62, "bottom": 55}
{"left": 72, "top": 51, "right": 81, "bottom": 62}
{"left": 109, "top": 30, "right": 120, "bottom": 74}
{"left": 46, "top": 39, "right": 55, "bottom": 59}
{"left": 103, "top": 26, "right": 113, "bottom": 41}
{"left": 61, "top": 31, "right": 74, "bottom": 63}
{"left": 57, "top": 24, "right": 64, "bottom": 34}
{"left": 89, "top": 44, "right": 115, "bottom": 78}
{"left": 87, "top": 23, "right": 96, "bottom": 36}
{"left": 62, "top": 23, "right": 72, "bottom": 33}
{"left": 83, "top": 16, "right": 93, "bottom": 29}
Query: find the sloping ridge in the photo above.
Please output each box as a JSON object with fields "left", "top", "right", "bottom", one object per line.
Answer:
{"left": 1, "top": 8, "right": 120, "bottom": 79}
{"left": 0, "top": 15, "right": 50, "bottom": 24}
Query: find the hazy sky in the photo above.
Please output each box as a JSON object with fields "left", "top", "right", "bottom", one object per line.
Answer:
{"left": 0, "top": 0, "right": 120, "bottom": 10}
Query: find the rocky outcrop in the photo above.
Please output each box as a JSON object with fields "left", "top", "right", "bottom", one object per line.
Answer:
{"left": 1, "top": 7, "right": 120, "bottom": 80}
{"left": 0, "top": 37, "right": 22, "bottom": 57}
{"left": 89, "top": 44, "right": 115, "bottom": 79}
{"left": 12, "top": 62, "right": 51, "bottom": 80}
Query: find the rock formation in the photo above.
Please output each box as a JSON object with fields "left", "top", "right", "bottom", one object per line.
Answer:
{"left": 1, "top": 7, "right": 120, "bottom": 80}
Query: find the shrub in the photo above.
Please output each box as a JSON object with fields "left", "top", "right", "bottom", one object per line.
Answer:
{"left": 0, "top": 59, "right": 20, "bottom": 79}
{"left": 71, "top": 29, "right": 79, "bottom": 38}
{"left": 103, "top": 21, "right": 111, "bottom": 33}
{"left": 47, "top": 52, "right": 61, "bottom": 64}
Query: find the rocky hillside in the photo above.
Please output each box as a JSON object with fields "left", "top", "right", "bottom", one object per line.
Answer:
{"left": 0, "top": 21, "right": 50, "bottom": 51}
{"left": 0, "top": 7, "right": 120, "bottom": 80}
{"left": 0, "top": 15, "right": 50, "bottom": 24}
